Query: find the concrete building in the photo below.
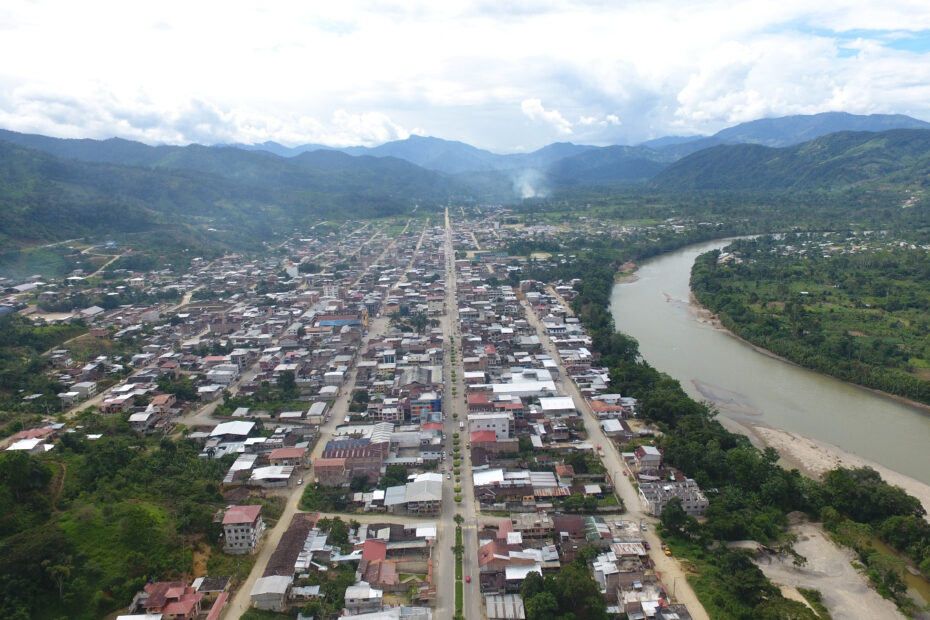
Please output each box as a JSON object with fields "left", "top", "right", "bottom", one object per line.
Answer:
{"left": 639, "top": 479, "right": 708, "bottom": 517}
{"left": 467, "top": 412, "right": 514, "bottom": 440}
{"left": 222, "top": 505, "right": 265, "bottom": 554}
{"left": 250, "top": 575, "right": 292, "bottom": 611}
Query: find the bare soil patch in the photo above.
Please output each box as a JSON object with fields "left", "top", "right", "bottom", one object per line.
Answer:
{"left": 756, "top": 517, "right": 903, "bottom": 619}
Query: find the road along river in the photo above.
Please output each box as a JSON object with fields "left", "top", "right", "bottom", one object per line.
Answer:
{"left": 610, "top": 239, "right": 930, "bottom": 487}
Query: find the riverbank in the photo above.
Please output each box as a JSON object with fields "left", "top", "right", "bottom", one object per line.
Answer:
{"left": 688, "top": 291, "right": 930, "bottom": 417}
{"left": 726, "top": 417, "right": 930, "bottom": 515}
{"left": 611, "top": 237, "right": 930, "bottom": 486}
{"left": 692, "top": 295, "right": 930, "bottom": 511}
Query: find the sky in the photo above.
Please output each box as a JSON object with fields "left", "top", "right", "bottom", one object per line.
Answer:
{"left": 2, "top": 1, "right": 930, "bottom": 152}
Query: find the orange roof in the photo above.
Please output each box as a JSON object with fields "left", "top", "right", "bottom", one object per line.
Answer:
{"left": 270, "top": 447, "right": 306, "bottom": 459}
{"left": 362, "top": 539, "right": 387, "bottom": 562}
{"left": 207, "top": 592, "right": 229, "bottom": 620}
{"left": 222, "top": 505, "right": 262, "bottom": 525}
{"left": 313, "top": 457, "right": 347, "bottom": 468}
{"left": 470, "top": 430, "right": 496, "bottom": 443}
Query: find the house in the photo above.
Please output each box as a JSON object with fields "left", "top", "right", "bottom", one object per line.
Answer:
{"left": 313, "top": 457, "right": 349, "bottom": 486}
{"left": 128, "top": 410, "right": 157, "bottom": 432}
{"left": 72, "top": 381, "right": 97, "bottom": 398}
{"left": 344, "top": 581, "right": 383, "bottom": 615}
{"left": 150, "top": 393, "right": 176, "bottom": 413}
{"left": 140, "top": 581, "right": 203, "bottom": 619}
{"left": 222, "top": 505, "right": 265, "bottom": 554}
{"left": 634, "top": 445, "right": 662, "bottom": 471}
{"left": 250, "top": 575, "right": 292, "bottom": 611}
{"left": 269, "top": 446, "right": 308, "bottom": 468}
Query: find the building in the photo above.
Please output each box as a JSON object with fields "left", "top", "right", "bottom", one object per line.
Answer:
{"left": 639, "top": 479, "right": 708, "bottom": 517}
{"left": 313, "top": 457, "right": 349, "bottom": 486}
{"left": 222, "top": 505, "right": 265, "bottom": 554}
{"left": 633, "top": 445, "right": 662, "bottom": 471}
{"left": 139, "top": 581, "right": 203, "bottom": 618}
{"left": 344, "top": 581, "right": 384, "bottom": 615}
{"left": 467, "top": 412, "right": 514, "bottom": 440}
{"left": 269, "top": 446, "right": 308, "bottom": 468}
{"left": 250, "top": 575, "right": 292, "bottom": 611}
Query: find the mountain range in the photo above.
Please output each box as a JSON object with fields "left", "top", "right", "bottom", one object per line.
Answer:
{"left": 2, "top": 111, "right": 930, "bottom": 259}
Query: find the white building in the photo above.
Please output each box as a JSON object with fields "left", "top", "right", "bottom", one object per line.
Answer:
{"left": 344, "top": 581, "right": 383, "bottom": 615}
{"left": 467, "top": 412, "right": 514, "bottom": 440}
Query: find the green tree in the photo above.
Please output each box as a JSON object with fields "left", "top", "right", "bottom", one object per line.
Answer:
{"left": 520, "top": 570, "right": 544, "bottom": 600}
{"left": 525, "top": 591, "right": 559, "bottom": 619}
{"left": 660, "top": 497, "right": 699, "bottom": 539}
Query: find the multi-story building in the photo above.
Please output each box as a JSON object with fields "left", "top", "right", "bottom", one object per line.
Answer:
{"left": 223, "top": 505, "right": 265, "bottom": 554}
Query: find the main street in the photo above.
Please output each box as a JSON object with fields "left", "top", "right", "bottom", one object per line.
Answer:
{"left": 519, "top": 295, "right": 710, "bottom": 620}
{"left": 434, "top": 208, "right": 481, "bottom": 619}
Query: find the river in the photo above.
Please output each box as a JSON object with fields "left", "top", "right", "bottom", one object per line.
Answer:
{"left": 610, "top": 239, "right": 930, "bottom": 485}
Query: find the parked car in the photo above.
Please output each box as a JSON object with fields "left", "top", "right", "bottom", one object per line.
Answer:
{"left": 447, "top": 473, "right": 452, "bottom": 480}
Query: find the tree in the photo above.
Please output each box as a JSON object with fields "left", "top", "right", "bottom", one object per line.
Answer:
{"left": 42, "top": 555, "right": 72, "bottom": 602}
{"left": 328, "top": 517, "right": 348, "bottom": 546}
{"left": 278, "top": 370, "right": 297, "bottom": 396}
{"left": 524, "top": 591, "right": 559, "bottom": 619}
{"left": 378, "top": 464, "right": 408, "bottom": 489}
{"left": 520, "top": 570, "right": 544, "bottom": 600}
{"left": 660, "top": 497, "right": 699, "bottom": 539}
{"left": 564, "top": 450, "right": 589, "bottom": 474}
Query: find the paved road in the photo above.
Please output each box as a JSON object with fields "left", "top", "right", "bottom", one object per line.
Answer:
{"left": 440, "top": 208, "right": 482, "bottom": 620}
{"left": 520, "top": 296, "right": 710, "bottom": 620}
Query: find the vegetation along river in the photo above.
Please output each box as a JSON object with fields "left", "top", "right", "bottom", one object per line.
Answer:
{"left": 610, "top": 239, "right": 930, "bottom": 485}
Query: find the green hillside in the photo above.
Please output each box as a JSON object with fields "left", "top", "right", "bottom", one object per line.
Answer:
{"left": 653, "top": 129, "right": 930, "bottom": 191}
{"left": 0, "top": 140, "right": 465, "bottom": 256}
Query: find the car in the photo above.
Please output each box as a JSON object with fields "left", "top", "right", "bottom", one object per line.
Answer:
{"left": 643, "top": 541, "right": 650, "bottom": 550}
{"left": 298, "top": 478, "right": 303, "bottom": 485}
{"left": 641, "top": 523, "right": 647, "bottom": 531}
{"left": 465, "top": 576, "right": 471, "bottom": 583}
{"left": 447, "top": 473, "right": 452, "bottom": 480}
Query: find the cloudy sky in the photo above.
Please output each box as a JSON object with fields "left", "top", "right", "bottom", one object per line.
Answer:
{"left": 2, "top": 0, "right": 930, "bottom": 152}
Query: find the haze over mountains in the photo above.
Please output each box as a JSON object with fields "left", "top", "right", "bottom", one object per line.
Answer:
{"left": 2, "top": 111, "right": 930, "bottom": 253}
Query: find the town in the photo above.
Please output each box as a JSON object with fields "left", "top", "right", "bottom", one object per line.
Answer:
{"left": 1, "top": 208, "right": 713, "bottom": 620}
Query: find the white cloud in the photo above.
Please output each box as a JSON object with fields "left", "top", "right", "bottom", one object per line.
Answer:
{"left": 1, "top": 1, "right": 930, "bottom": 150}
{"left": 578, "top": 114, "right": 621, "bottom": 127}
{"left": 521, "top": 99, "right": 573, "bottom": 135}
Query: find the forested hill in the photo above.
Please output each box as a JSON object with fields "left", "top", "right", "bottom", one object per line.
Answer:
{"left": 0, "top": 140, "right": 468, "bottom": 251}
{"left": 652, "top": 129, "right": 930, "bottom": 191}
